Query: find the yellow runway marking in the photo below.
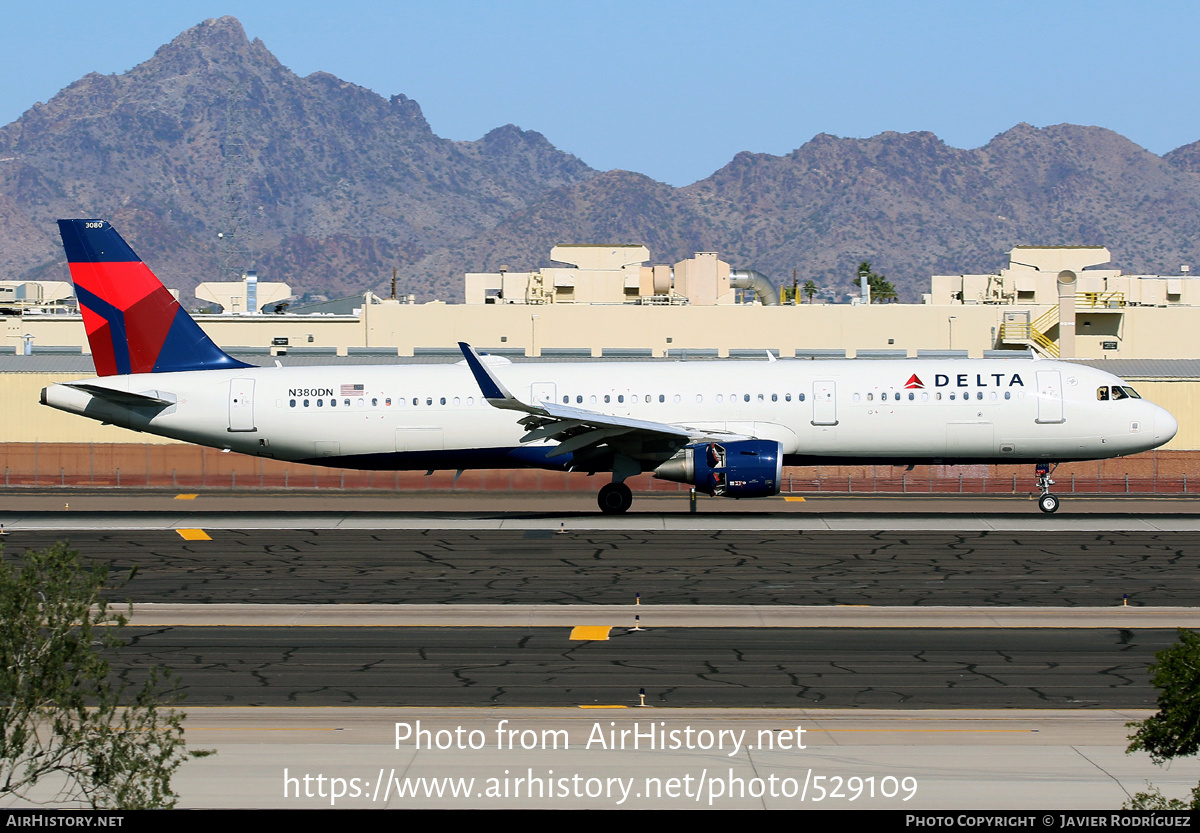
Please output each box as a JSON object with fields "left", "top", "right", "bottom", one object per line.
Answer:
{"left": 578, "top": 705, "right": 628, "bottom": 709}
{"left": 569, "top": 626, "right": 612, "bottom": 641}
{"left": 784, "top": 496, "right": 806, "bottom": 502}
{"left": 174, "top": 494, "right": 198, "bottom": 500}
{"left": 176, "top": 529, "right": 211, "bottom": 541}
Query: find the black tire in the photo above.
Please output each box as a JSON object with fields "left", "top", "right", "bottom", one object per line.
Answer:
{"left": 1038, "top": 493, "right": 1060, "bottom": 514}
{"left": 597, "top": 482, "right": 633, "bottom": 514}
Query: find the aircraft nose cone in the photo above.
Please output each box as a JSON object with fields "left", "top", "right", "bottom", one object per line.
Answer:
{"left": 1156, "top": 407, "right": 1178, "bottom": 443}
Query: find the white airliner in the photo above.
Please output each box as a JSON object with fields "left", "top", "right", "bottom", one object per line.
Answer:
{"left": 40, "top": 219, "right": 1178, "bottom": 514}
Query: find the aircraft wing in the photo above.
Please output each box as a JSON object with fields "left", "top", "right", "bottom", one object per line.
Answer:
{"left": 458, "top": 342, "right": 695, "bottom": 463}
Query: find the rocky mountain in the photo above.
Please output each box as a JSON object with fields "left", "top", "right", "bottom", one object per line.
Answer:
{"left": 400, "top": 123, "right": 1200, "bottom": 301}
{"left": 0, "top": 17, "right": 594, "bottom": 299}
{"left": 682, "top": 123, "right": 1200, "bottom": 297}
{"left": 4, "top": 17, "right": 1200, "bottom": 303}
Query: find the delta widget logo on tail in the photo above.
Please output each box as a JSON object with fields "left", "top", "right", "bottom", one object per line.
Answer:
{"left": 57, "top": 219, "right": 251, "bottom": 376}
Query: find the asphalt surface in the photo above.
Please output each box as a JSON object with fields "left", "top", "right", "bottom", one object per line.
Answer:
{"left": 5, "top": 495, "right": 1196, "bottom": 711}
{"left": 119, "top": 626, "right": 1171, "bottom": 709}
{"left": 2, "top": 528, "right": 1198, "bottom": 606}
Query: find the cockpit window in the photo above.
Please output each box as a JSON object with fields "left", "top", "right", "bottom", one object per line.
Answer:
{"left": 1101, "top": 385, "right": 1141, "bottom": 401}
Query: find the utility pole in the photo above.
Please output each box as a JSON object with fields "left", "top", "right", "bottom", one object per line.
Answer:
{"left": 218, "top": 83, "right": 254, "bottom": 283}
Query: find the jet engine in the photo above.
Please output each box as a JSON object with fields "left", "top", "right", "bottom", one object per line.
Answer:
{"left": 653, "top": 440, "right": 782, "bottom": 498}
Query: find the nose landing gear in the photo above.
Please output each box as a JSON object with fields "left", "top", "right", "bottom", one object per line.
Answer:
{"left": 1035, "top": 462, "right": 1059, "bottom": 513}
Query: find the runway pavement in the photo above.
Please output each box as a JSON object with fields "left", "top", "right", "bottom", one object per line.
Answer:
{"left": 2, "top": 528, "right": 1198, "bottom": 606}
{"left": 4, "top": 490, "right": 1199, "bottom": 808}
{"left": 117, "top": 625, "right": 1173, "bottom": 709}
{"left": 2, "top": 488, "right": 1200, "bottom": 531}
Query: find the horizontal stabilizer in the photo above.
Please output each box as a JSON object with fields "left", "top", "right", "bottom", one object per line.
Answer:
{"left": 64, "top": 383, "right": 175, "bottom": 408}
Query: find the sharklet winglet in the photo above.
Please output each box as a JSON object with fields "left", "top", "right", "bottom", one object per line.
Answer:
{"left": 458, "top": 341, "right": 517, "bottom": 402}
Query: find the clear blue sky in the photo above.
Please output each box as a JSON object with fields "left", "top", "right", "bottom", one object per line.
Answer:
{"left": 2, "top": 0, "right": 1198, "bottom": 187}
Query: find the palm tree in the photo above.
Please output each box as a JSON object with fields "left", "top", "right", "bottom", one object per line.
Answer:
{"left": 803, "top": 280, "right": 817, "bottom": 303}
{"left": 856, "top": 261, "right": 898, "bottom": 303}
{"left": 869, "top": 274, "right": 898, "bottom": 303}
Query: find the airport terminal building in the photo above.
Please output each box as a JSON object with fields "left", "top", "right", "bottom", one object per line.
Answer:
{"left": 2, "top": 243, "right": 1198, "bottom": 495}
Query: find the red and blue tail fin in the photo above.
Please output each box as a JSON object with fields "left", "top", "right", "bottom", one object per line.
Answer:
{"left": 57, "top": 219, "right": 251, "bottom": 376}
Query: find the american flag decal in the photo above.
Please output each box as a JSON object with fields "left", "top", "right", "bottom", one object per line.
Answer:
{"left": 340, "top": 383, "right": 365, "bottom": 396}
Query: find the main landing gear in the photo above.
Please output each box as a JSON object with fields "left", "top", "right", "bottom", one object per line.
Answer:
{"left": 1035, "top": 462, "right": 1059, "bottom": 514}
{"left": 597, "top": 482, "right": 633, "bottom": 514}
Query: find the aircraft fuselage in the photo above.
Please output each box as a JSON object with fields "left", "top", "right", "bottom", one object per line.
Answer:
{"left": 41, "top": 356, "right": 1177, "bottom": 472}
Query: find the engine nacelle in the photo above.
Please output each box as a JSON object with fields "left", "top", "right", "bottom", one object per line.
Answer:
{"left": 653, "top": 439, "right": 783, "bottom": 498}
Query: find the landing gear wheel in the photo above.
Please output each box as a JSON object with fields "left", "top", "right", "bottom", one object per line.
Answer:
{"left": 1038, "top": 493, "right": 1060, "bottom": 514}
{"left": 598, "top": 482, "right": 633, "bottom": 514}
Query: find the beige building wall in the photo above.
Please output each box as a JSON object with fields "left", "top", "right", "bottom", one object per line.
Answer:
{"left": 1, "top": 373, "right": 180, "bottom": 444}
{"left": 10, "top": 301, "right": 1200, "bottom": 359}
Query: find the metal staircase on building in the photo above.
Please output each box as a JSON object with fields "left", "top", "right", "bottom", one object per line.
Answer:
{"left": 999, "top": 307, "right": 1060, "bottom": 358}
{"left": 996, "top": 293, "right": 1126, "bottom": 358}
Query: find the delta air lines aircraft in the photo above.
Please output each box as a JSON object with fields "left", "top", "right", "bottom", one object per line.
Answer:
{"left": 41, "top": 220, "right": 1178, "bottom": 514}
